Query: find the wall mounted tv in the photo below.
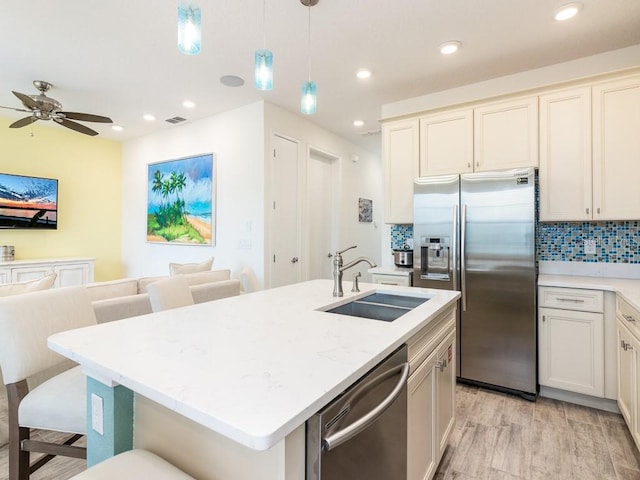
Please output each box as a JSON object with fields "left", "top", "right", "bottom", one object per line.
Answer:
{"left": 0, "top": 173, "right": 58, "bottom": 229}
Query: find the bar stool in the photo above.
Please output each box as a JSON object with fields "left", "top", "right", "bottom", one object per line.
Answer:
{"left": 69, "top": 450, "right": 195, "bottom": 479}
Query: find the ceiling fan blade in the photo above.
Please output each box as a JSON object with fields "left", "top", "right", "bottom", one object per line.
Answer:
{"left": 9, "top": 116, "right": 38, "bottom": 128}
{"left": 61, "top": 112, "right": 113, "bottom": 123}
{"left": 12, "top": 91, "right": 38, "bottom": 110}
{"left": 54, "top": 118, "right": 99, "bottom": 136}
{"left": 0, "top": 105, "right": 31, "bottom": 113}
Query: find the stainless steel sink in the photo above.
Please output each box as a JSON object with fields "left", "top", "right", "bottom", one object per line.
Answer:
{"left": 323, "top": 292, "right": 429, "bottom": 322}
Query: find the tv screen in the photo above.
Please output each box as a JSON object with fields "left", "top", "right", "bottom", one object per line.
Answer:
{"left": 0, "top": 173, "right": 58, "bottom": 229}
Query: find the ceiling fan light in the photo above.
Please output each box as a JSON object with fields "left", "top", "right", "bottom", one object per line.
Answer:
{"left": 178, "top": 4, "right": 202, "bottom": 55}
{"left": 301, "top": 81, "right": 317, "bottom": 115}
{"left": 554, "top": 2, "right": 582, "bottom": 21}
{"left": 254, "top": 49, "right": 274, "bottom": 90}
{"left": 112, "top": 125, "right": 124, "bottom": 132}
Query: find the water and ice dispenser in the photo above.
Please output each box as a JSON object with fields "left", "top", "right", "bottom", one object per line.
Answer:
{"left": 420, "top": 236, "right": 450, "bottom": 280}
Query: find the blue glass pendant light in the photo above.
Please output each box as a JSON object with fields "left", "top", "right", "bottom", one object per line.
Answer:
{"left": 301, "top": 81, "right": 317, "bottom": 115}
{"left": 254, "top": 0, "right": 274, "bottom": 90}
{"left": 300, "top": 0, "right": 318, "bottom": 115}
{"left": 177, "top": 3, "right": 202, "bottom": 55}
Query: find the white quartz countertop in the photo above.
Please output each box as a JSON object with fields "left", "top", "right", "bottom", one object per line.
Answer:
{"left": 368, "top": 266, "right": 413, "bottom": 276}
{"left": 48, "top": 279, "right": 459, "bottom": 451}
{"left": 539, "top": 274, "right": 640, "bottom": 312}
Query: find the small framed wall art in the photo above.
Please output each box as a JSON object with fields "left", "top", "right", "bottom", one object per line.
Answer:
{"left": 358, "top": 197, "right": 373, "bottom": 223}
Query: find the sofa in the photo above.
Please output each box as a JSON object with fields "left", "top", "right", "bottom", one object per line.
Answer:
{"left": 87, "top": 269, "right": 241, "bottom": 323}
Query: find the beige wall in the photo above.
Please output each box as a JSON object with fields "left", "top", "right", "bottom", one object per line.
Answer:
{"left": 0, "top": 116, "right": 122, "bottom": 281}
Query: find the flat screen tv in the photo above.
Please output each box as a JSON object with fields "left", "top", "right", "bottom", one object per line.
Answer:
{"left": 0, "top": 173, "right": 58, "bottom": 229}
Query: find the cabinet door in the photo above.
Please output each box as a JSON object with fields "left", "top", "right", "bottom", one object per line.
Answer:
{"left": 383, "top": 119, "right": 419, "bottom": 224}
{"left": 592, "top": 76, "right": 640, "bottom": 220}
{"left": 54, "top": 263, "right": 90, "bottom": 287}
{"left": 435, "top": 331, "right": 455, "bottom": 459}
{"left": 419, "top": 109, "right": 473, "bottom": 176}
{"left": 539, "top": 307, "right": 604, "bottom": 397}
{"left": 617, "top": 320, "right": 634, "bottom": 426}
{"left": 407, "top": 350, "right": 437, "bottom": 480}
{"left": 539, "top": 87, "right": 592, "bottom": 221}
{"left": 473, "top": 96, "right": 538, "bottom": 172}
{"left": 11, "top": 265, "right": 53, "bottom": 283}
{"left": 0, "top": 268, "right": 10, "bottom": 285}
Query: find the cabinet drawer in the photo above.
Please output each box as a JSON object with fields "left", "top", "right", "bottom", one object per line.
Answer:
{"left": 371, "top": 273, "right": 411, "bottom": 287}
{"left": 617, "top": 296, "right": 640, "bottom": 330}
{"left": 539, "top": 286, "right": 603, "bottom": 313}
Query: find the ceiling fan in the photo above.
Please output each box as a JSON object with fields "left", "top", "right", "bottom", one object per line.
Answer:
{"left": 0, "top": 80, "right": 112, "bottom": 136}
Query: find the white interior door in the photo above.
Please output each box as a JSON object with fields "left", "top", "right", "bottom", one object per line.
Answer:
{"left": 270, "top": 134, "right": 300, "bottom": 288}
{"left": 307, "top": 148, "right": 338, "bottom": 280}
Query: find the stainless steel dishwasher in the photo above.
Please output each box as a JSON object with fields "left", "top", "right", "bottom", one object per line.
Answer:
{"left": 306, "top": 345, "right": 409, "bottom": 480}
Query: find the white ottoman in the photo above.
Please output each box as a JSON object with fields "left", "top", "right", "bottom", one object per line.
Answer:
{"left": 69, "top": 450, "right": 195, "bottom": 480}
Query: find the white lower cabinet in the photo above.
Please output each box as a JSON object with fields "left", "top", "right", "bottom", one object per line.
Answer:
{"left": 0, "top": 257, "right": 95, "bottom": 287}
{"left": 616, "top": 297, "right": 640, "bottom": 450}
{"left": 407, "top": 308, "right": 456, "bottom": 480}
{"left": 538, "top": 286, "right": 605, "bottom": 397}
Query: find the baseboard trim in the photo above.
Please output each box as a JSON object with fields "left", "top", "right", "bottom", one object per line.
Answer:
{"left": 539, "top": 386, "right": 620, "bottom": 413}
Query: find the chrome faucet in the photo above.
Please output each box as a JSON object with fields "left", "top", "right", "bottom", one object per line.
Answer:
{"left": 332, "top": 245, "right": 377, "bottom": 297}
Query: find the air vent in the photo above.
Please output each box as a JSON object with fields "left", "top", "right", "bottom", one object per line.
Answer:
{"left": 165, "top": 116, "right": 187, "bottom": 124}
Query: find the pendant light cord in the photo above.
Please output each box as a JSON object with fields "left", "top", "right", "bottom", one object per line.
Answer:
{"left": 262, "top": 0, "right": 266, "bottom": 50}
{"left": 307, "top": 4, "right": 311, "bottom": 81}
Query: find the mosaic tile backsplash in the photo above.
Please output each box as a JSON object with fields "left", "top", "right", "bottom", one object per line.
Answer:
{"left": 391, "top": 221, "right": 640, "bottom": 264}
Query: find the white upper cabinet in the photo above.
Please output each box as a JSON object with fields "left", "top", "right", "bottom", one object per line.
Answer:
{"left": 419, "top": 109, "right": 473, "bottom": 176}
{"left": 473, "top": 96, "right": 539, "bottom": 172}
{"left": 592, "top": 75, "right": 640, "bottom": 221}
{"left": 539, "top": 87, "right": 592, "bottom": 221}
{"left": 382, "top": 118, "right": 419, "bottom": 224}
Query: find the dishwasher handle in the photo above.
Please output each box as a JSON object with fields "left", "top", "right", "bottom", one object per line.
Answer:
{"left": 322, "top": 362, "right": 409, "bottom": 452}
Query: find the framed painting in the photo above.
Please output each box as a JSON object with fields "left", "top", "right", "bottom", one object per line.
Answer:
{"left": 146, "top": 153, "right": 215, "bottom": 245}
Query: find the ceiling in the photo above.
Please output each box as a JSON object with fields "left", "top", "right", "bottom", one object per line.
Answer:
{"left": 1, "top": 1, "right": 639, "bottom": 154}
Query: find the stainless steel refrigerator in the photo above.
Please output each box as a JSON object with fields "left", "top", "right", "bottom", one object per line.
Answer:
{"left": 413, "top": 167, "right": 536, "bottom": 398}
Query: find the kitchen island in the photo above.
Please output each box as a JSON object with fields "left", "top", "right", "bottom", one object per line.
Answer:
{"left": 48, "top": 279, "right": 459, "bottom": 479}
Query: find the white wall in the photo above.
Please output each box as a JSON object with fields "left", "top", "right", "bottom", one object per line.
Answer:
{"left": 264, "top": 103, "right": 382, "bottom": 282}
{"left": 120, "top": 100, "right": 383, "bottom": 286}
{"left": 121, "top": 102, "right": 265, "bottom": 282}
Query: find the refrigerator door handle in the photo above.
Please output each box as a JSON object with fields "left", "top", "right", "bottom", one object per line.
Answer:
{"left": 452, "top": 205, "right": 458, "bottom": 292}
{"left": 461, "top": 203, "right": 467, "bottom": 312}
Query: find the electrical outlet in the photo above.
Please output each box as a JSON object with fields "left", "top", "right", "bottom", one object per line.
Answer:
{"left": 584, "top": 239, "right": 597, "bottom": 255}
{"left": 91, "top": 393, "right": 104, "bottom": 435}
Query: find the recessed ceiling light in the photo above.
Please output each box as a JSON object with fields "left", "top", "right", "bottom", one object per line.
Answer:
{"left": 356, "top": 69, "right": 372, "bottom": 80}
{"left": 182, "top": 100, "right": 196, "bottom": 108}
{"left": 554, "top": 2, "right": 582, "bottom": 21}
{"left": 143, "top": 114, "right": 156, "bottom": 121}
{"left": 353, "top": 120, "right": 365, "bottom": 127}
{"left": 220, "top": 75, "right": 245, "bottom": 87}
{"left": 111, "top": 125, "right": 124, "bottom": 132}
{"left": 440, "top": 41, "right": 461, "bottom": 55}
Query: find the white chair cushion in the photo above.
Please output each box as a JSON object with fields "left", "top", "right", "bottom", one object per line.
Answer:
{"left": 169, "top": 257, "right": 214, "bottom": 275}
{"left": 0, "top": 286, "right": 97, "bottom": 384}
{"left": 147, "top": 276, "right": 194, "bottom": 312}
{"left": 137, "top": 275, "right": 169, "bottom": 294}
{"left": 19, "top": 365, "right": 86, "bottom": 434}
{"left": 190, "top": 279, "right": 241, "bottom": 304}
{"left": 0, "top": 273, "right": 57, "bottom": 297}
{"left": 69, "top": 449, "right": 195, "bottom": 479}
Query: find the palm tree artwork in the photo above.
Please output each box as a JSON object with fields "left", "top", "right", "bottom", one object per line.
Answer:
{"left": 146, "top": 153, "right": 214, "bottom": 244}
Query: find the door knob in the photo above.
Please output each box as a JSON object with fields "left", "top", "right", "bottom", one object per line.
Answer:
{"left": 291, "top": 257, "right": 299, "bottom": 263}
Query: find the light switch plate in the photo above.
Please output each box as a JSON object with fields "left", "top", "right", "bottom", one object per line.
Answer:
{"left": 91, "top": 393, "right": 104, "bottom": 435}
{"left": 585, "top": 239, "right": 597, "bottom": 255}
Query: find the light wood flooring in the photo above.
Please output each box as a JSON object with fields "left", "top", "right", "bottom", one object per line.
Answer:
{"left": 434, "top": 384, "right": 640, "bottom": 480}
{"left": 1, "top": 384, "right": 640, "bottom": 479}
